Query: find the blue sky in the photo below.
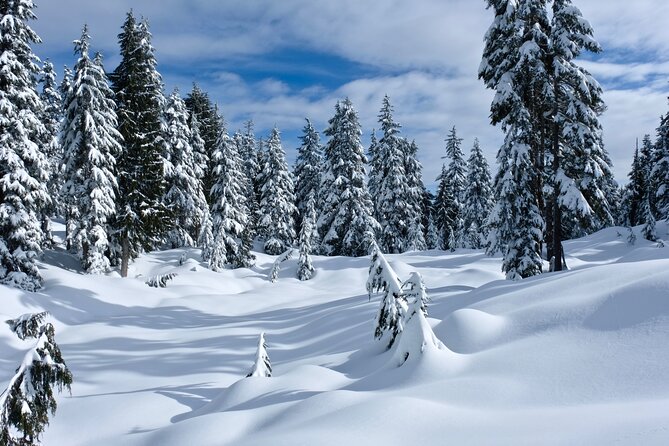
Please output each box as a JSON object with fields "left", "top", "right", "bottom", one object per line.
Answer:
{"left": 33, "top": 0, "right": 669, "bottom": 188}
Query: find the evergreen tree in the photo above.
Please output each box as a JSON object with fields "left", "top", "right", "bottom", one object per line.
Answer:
{"left": 209, "top": 123, "right": 254, "bottom": 270}
{"left": 297, "top": 193, "right": 317, "bottom": 281}
{"left": 257, "top": 127, "right": 297, "bottom": 255}
{"left": 402, "top": 271, "right": 429, "bottom": 316}
{"left": 235, "top": 121, "right": 259, "bottom": 235}
{"left": 626, "top": 143, "right": 644, "bottom": 227}
{"left": 111, "top": 13, "right": 169, "bottom": 277}
{"left": 246, "top": 333, "right": 271, "bottom": 378}
{"left": 294, "top": 118, "right": 323, "bottom": 229}
{"left": 38, "top": 60, "right": 62, "bottom": 244}
{"left": 0, "top": 313, "right": 73, "bottom": 445}
{"left": 185, "top": 84, "right": 219, "bottom": 200}
{"left": 462, "top": 139, "right": 494, "bottom": 249}
{"left": 654, "top": 111, "right": 669, "bottom": 221}
{"left": 403, "top": 139, "right": 427, "bottom": 251}
{"left": 187, "top": 112, "right": 211, "bottom": 245}
{"left": 163, "top": 88, "right": 208, "bottom": 248}
{"left": 0, "top": 0, "right": 50, "bottom": 291}
{"left": 370, "top": 96, "right": 414, "bottom": 253}
{"left": 319, "top": 99, "right": 379, "bottom": 256}
{"left": 367, "top": 243, "right": 407, "bottom": 349}
{"left": 60, "top": 28, "right": 121, "bottom": 274}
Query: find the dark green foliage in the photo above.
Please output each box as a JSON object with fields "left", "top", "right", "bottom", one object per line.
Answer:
{"left": 0, "top": 314, "right": 72, "bottom": 445}
{"left": 111, "top": 12, "right": 169, "bottom": 275}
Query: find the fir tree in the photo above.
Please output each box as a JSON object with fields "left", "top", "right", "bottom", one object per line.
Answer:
{"left": 111, "top": 13, "right": 169, "bottom": 277}
{"left": 209, "top": 123, "right": 254, "bottom": 270}
{"left": 367, "top": 243, "right": 407, "bottom": 349}
{"left": 402, "top": 271, "right": 429, "bottom": 316}
{"left": 0, "top": 313, "right": 73, "bottom": 445}
{"left": 441, "top": 127, "right": 467, "bottom": 249}
{"left": 186, "top": 112, "right": 211, "bottom": 245}
{"left": 294, "top": 118, "right": 323, "bottom": 229}
{"left": 0, "top": 0, "right": 51, "bottom": 291}
{"left": 60, "top": 27, "right": 121, "bottom": 274}
{"left": 163, "top": 88, "right": 208, "bottom": 248}
{"left": 38, "top": 60, "right": 62, "bottom": 244}
{"left": 403, "top": 139, "right": 427, "bottom": 251}
{"left": 185, "top": 84, "right": 219, "bottom": 200}
{"left": 462, "top": 138, "right": 494, "bottom": 249}
{"left": 236, "top": 121, "right": 259, "bottom": 235}
{"left": 297, "top": 193, "right": 317, "bottom": 281}
{"left": 319, "top": 99, "right": 379, "bottom": 256}
{"left": 626, "top": 143, "right": 645, "bottom": 227}
{"left": 246, "top": 333, "right": 271, "bottom": 378}
{"left": 371, "top": 96, "right": 414, "bottom": 253}
{"left": 257, "top": 127, "right": 297, "bottom": 254}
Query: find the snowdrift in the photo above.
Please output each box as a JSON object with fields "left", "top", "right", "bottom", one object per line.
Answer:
{"left": 1, "top": 222, "right": 669, "bottom": 445}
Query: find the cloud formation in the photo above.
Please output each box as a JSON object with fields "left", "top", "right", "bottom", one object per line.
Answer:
{"left": 32, "top": 0, "right": 669, "bottom": 186}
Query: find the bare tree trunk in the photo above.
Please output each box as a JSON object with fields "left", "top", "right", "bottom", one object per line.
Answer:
{"left": 121, "top": 234, "right": 129, "bottom": 278}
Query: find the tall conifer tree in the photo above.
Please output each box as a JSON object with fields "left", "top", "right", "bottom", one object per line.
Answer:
{"left": 111, "top": 12, "right": 169, "bottom": 276}
{"left": 0, "top": 0, "right": 50, "bottom": 290}
{"left": 318, "top": 99, "right": 379, "bottom": 256}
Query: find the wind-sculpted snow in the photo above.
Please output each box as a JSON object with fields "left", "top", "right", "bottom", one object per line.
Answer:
{"left": 1, "top": 221, "right": 669, "bottom": 445}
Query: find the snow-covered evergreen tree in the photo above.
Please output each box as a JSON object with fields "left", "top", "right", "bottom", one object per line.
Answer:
{"left": 402, "top": 271, "right": 429, "bottom": 316}
{"left": 367, "top": 243, "right": 407, "bottom": 349}
{"left": 60, "top": 28, "right": 121, "bottom": 274}
{"left": 319, "top": 99, "right": 379, "bottom": 256}
{"left": 209, "top": 124, "right": 254, "bottom": 270}
{"left": 462, "top": 139, "right": 494, "bottom": 249}
{"left": 235, "top": 121, "right": 259, "bottom": 235}
{"left": 437, "top": 127, "right": 467, "bottom": 250}
{"left": 0, "top": 0, "right": 51, "bottom": 291}
{"left": 185, "top": 84, "right": 219, "bottom": 201}
{"left": 403, "top": 139, "right": 427, "bottom": 251}
{"left": 163, "top": 88, "right": 208, "bottom": 248}
{"left": 294, "top": 118, "right": 323, "bottom": 229}
{"left": 38, "top": 59, "right": 63, "bottom": 244}
{"left": 246, "top": 333, "right": 271, "bottom": 378}
{"left": 297, "top": 193, "right": 317, "bottom": 281}
{"left": 370, "top": 96, "right": 414, "bottom": 253}
{"left": 111, "top": 12, "right": 169, "bottom": 276}
{"left": 0, "top": 313, "right": 72, "bottom": 445}
{"left": 257, "top": 127, "right": 297, "bottom": 255}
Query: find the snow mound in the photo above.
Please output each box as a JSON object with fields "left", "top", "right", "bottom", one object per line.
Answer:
{"left": 435, "top": 308, "right": 508, "bottom": 353}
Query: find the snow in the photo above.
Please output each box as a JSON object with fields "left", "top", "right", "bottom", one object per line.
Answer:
{"left": 2, "top": 221, "right": 669, "bottom": 444}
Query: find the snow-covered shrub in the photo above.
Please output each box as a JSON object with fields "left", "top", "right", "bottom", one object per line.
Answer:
{"left": 246, "top": 333, "right": 272, "bottom": 378}
{"left": 146, "top": 273, "right": 178, "bottom": 288}
{"left": 1, "top": 313, "right": 73, "bottom": 445}
{"left": 268, "top": 249, "right": 295, "bottom": 283}
{"left": 402, "top": 272, "right": 429, "bottom": 316}
{"left": 367, "top": 243, "right": 407, "bottom": 349}
{"left": 391, "top": 297, "right": 446, "bottom": 367}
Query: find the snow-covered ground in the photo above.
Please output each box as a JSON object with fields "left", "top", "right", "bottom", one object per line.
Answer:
{"left": 2, "top": 223, "right": 669, "bottom": 445}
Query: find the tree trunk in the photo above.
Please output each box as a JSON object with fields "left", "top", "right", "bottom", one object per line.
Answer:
{"left": 551, "top": 75, "right": 563, "bottom": 272}
{"left": 121, "top": 234, "right": 129, "bottom": 278}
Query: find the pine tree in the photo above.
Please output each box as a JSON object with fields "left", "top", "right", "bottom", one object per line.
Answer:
{"left": 0, "top": 0, "right": 50, "bottom": 291}
{"left": 654, "top": 111, "right": 669, "bottom": 221}
{"left": 403, "top": 139, "right": 427, "bottom": 251}
{"left": 246, "top": 333, "right": 272, "bottom": 378}
{"left": 370, "top": 96, "right": 414, "bottom": 253}
{"left": 235, "top": 121, "right": 259, "bottom": 235}
{"left": 462, "top": 138, "right": 494, "bottom": 249}
{"left": 257, "top": 127, "right": 297, "bottom": 254}
{"left": 111, "top": 13, "right": 169, "bottom": 277}
{"left": 209, "top": 123, "right": 254, "bottom": 270}
{"left": 60, "top": 28, "right": 121, "bottom": 274}
{"left": 38, "top": 60, "right": 63, "bottom": 244}
{"left": 163, "top": 88, "right": 208, "bottom": 248}
{"left": 626, "top": 143, "right": 644, "bottom": 226}
{"left": 294, "top": 118, "right": 323, "bottom": 229}
{"left": 297, "top": 193, "right": 317, "bottom": 281}
{"left": 367, "top": 243, "right": 407, "bottom": 349}
{"left": 442, "top": 127, "right": 467, "bottom": 249}
{"left": 186, "top": 112, "right": 211, "bottom": 246}
{"left": 402, "top": 271, "right": 429, "bottom": 316}
{"left": 0, "top": 312, "right": 73, "bottom": 445}
{"left": 185, "top": 84, "right": 219, "bottom": 200}
{"left": 319, "top": 99, "right": 379, "bottom": 256}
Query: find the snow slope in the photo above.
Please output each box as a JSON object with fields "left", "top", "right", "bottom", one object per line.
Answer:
{"left": 1, "top": 223, "right": 669, "bottom": 445}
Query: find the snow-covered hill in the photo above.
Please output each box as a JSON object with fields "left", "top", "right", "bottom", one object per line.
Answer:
{"left": 2, "top": 223, "right": 669, "bottom": 445}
